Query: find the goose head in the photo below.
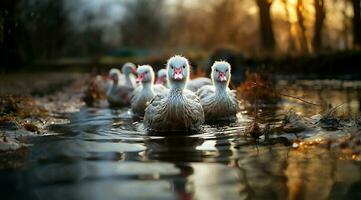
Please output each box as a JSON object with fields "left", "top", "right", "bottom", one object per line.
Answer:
{"left": 108, "top": 68, "right": 121, "bottom": 83}
{"left": 136, "top": 65, "right": 155, "bottom": 85}
{"left": 167, "top": 55, "right": 190, "bottom": 90}
{"left": 156, "top": 69, "right": 167, "bottom": 85}
{"left": 122, "top": 62, "right": 137, "bottom": 76}
{"left": 211, "top": 61, "right": 231, "bottom": 88}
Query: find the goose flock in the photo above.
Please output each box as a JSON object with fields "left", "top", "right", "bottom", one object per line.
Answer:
{"left": 106, "top": 63, "right": 136, "bottom": 107}
{"left": 103, "top": 55, "right": 240, "bottom": 132}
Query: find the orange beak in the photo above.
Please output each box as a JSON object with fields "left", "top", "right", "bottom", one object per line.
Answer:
{"left": 136, "top": 73, "right": 145, "bottom": 83}
{"left": 218, "top": 72, "right": 227, "bottom": 82}
{"left": 173, "top": 68, "right": 183, "bottom": 80}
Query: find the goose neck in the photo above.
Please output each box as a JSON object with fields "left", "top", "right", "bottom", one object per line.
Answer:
{"left": 142, "top": 82, "right": 153, "bottom": 92}
{"left": 111, "top": 80, "right": 119, "bottom": 89}
{"left": 124, "top": 74, "right": 133, "bottom": 87}
{"left": 107, "top": 81, "right": 118, "bottom": 95}
{"left": 169, "top": 80, "right": 186, "bottom": 91}
{"left": 215, "top": 82, "right": 228, "bottom": 94}
{"left": 113, "top": 78, "right": 119, "bottom": 85}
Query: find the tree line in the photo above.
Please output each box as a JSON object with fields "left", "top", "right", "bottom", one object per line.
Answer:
{"left": 0, "top": 0, "right": 360, "bottom": 69}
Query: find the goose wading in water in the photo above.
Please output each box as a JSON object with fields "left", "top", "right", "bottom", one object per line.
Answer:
{"left": 131, "top": 65, "right": 167, "bottom": 116}
{"left": 196, "top": 61, "right": 240, "bottom": 122}
{"left": 107, "top": 67, "right": 135, "bottom": 107}
{"left": 144, "top": 55, "right": 205, "bottom": 133}
{"left": 156, "top": 68, "right": 212, "bottom": 92}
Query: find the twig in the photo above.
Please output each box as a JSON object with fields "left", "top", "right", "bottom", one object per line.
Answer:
{"left": 252, "top": 82, "right": 323, "bottom": 107}
{"left": 323, "top": 103, "right": 344, "bottom": 116}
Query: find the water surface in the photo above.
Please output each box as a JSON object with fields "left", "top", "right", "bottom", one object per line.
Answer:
{"left": 1, "top": 80, "right": 361, "bottom": 200}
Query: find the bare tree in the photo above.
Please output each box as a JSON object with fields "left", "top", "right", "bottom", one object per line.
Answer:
{"left": 312, "top": 0, "right": 325, "bottom": 52}
{"left": 341, "top": 0, "right": 351, "bottom": 49}
{"left": 208, "top": 0, "right": 241, "bottom": 47}
{"left": 351, "top": 0, "right": 361, "bottom": 47}
{"left": 0, "top": 0, "right": 23, "bottom": 69}
{"left": 296, "top": 0, "right": 309, "bottom": 53}
{"left": 255, "top": 0, "right": 276, "bottom": 52}
{"left": 120, "top": 0, "right": 167, "bottom": 48}
{"left": 281, "top": 0, "right": 296, "bottom": 52}
{"left": 18, "top": 0, "right": 71, "bottom": 61}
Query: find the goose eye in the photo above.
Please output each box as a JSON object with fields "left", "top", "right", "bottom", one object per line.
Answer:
{"left": 215, "top": 69, "right": 219, "bottom": 72}
{"left": 182, "top": 65, "right": 185, "bottom": 69}
{"left": 171, "top": 65, "right": 174, "bottom": 69}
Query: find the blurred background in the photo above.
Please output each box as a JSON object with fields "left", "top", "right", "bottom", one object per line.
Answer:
{"left": 0, "top": 0, "right": 361, "bottom": 79}
{"left": 2, "top": 2, "right": 361, "bottom": 199}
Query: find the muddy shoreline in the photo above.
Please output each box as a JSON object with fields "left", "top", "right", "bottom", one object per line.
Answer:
{"left": 0, "top": 73, "right": 86, "bottom": 169}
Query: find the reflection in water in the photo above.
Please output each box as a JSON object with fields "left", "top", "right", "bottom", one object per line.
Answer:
{"left": 144, "top": 136, "right": 204, "bottom": 162}
{"left": 285, "top": 148, "right": 361, "bottom": 200}
{"left": 277, "top": 80, "right": 361, "bottom": 116}
{"left": 1, "top": 82, "right": 361, "bottom": 200}
{"left": 189, "top": 163, "right": 245, "bottom": 200}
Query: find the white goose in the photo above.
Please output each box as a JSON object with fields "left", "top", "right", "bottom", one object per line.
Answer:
{"left": 196, "top": 61, "right": 239, "bottom": 121}
{"left": 144, "top": 55, "right": 205, "bottom": 132}
{"left": 131, "top": 65, "right": 167, "bottom": 116}
{"left": 119, "top": 62, "right": 137, "bottom": 89}
{"left": 156, "top": 69, "right": 212, "bottom": 92}
{"left": 107, "top": 68, "right": 133, "bottom": 107}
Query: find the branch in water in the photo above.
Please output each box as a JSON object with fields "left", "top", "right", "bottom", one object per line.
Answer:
{"left": 252, "top": 82, "right": 323, "bottom": 107}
